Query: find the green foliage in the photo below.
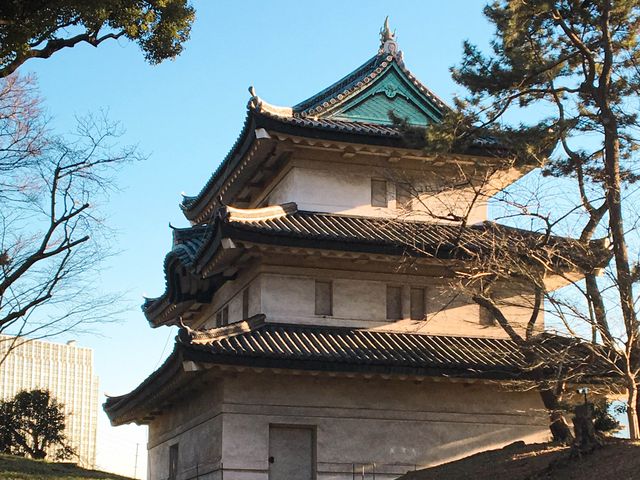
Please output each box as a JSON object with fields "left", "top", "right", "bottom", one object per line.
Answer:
{"left": 592, "top": 400, "right": 622, "bottom": 435}
{"left": 0, "top": 389, "right": 74, "bottom": 461}
{"left": 411, "top": 0, "right": 640, "bottom": 439}
{"left": 0, "top": 1, "right": 195, "bottom": 77}
{"left": 423, "top": 0, "right": 640, "bottom": 183}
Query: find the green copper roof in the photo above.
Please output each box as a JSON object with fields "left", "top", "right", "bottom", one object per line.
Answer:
{"left": 181, "top": 20, "right": 451, "bottom": 221}
{"left": 319, "top": 63, "right": 442, "bottom": 125}
{"left": 290, "top": 21, "right": 446, "bottom": 126}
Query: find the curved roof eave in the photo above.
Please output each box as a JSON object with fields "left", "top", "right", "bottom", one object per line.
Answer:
{"left": 180, "top": 48, "right": 452, "bottom": 224}
{"left": 142, "top": 225, "right": 213, "bottom": 326}
{"left": 103, "top": 344, "right": 185, "bottom": 426}
{"left": 180, "top": 110, "right": 259, "bottom": 222}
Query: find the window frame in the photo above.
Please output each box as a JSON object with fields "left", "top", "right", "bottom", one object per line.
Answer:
{"left": 242, "top": 288, "right": 250, "bottom": 319}
{"left": 169, "top": 443, "right": 179, "bottom": 480}
{"left": 410, "top": 287, "right": 426, "bottom": 320}
{"left": 371, "top": 179, "right": 388, "bottom": 207}
{"left": 314, "top": 280, "right": 333, "bottom": 316}
{"left": 396, "top": 182, "right": 413, "bottom": 211}
{"left": 386, "top": 285, "right": 402, "bottom": 320}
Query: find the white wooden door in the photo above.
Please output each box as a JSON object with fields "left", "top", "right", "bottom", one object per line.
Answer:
{"left": 268, "top": 425, "right": 315, "bottom": 480}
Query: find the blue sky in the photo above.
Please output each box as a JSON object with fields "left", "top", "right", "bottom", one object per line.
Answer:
{"left": 20, "top": 1, "right": 494, "bottom": 475}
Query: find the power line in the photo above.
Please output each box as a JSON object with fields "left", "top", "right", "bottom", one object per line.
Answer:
{"left": 134, "top": 443, "right": 140, "bottom": 479}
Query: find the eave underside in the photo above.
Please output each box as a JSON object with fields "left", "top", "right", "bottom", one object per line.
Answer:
{"left": 181, "top": 108, "right": 513, "bottom": 224}
{"left": 143, "top": 206, "right": 608, "bottom": 328}
{"left": 104, "top": 320, "right": 615, "bottom": 426}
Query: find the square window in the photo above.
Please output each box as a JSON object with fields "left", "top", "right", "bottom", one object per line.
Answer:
{"left": 315, "top": 281, "right": 333, "bottom": 316}
{"left": 480, "top": 306, "right": 496, "bottom": 326}
{"left": 169, "top": 443, "right": 179, "bottom": 480}
{"left": 410, "top": 288, "right": 425, "bottom": 320}
{"left": 242, "top": 288, "right": 250, "bottom": 319}
{"left": 371, "top": 179, "right": 388, "bottom": 207}
{"left": 216, "top": 306, "right": 229, "bottom": 327}
{"left": 386, "top": 286, "right": 402, "bottom": 320}
{"left": 396, "top": 183, "right": 413, "bottom": 211}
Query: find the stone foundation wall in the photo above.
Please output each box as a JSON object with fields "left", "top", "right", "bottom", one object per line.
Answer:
{"left": 147, "top": 371, "right": 549, "bottom": 480}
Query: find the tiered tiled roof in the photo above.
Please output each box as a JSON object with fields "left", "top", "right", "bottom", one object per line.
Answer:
{"left": 104, "top": 22, "right": 608, "bottom": 430}
{"left": 258, "top": 109, "right": 401, "bottom": 137}
{"left": 105, "top": 23, "right": 615, "bottom": 429}
{"left": 179, "top": 23, "right": 460, "bottom": 222}
{"left": 180, "top": 320, "right": 554, "bottom": 376}
{"left": 168, "top": 224, "right": 208, "bottom": 268}
{"left": 142, "top": 204, "right": 609, "bottom": 327}
{"left": 104, "top": 316, "right": 613, "bottom": 425}
{"left": 220, "top": 207, "right": 601, "bottom": 263}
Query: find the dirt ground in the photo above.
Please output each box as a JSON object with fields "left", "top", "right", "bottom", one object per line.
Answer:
{"left": 399, "top": 439, "right": 640, "bottom": 480}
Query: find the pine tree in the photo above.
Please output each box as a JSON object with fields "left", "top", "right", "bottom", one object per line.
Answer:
{"left": 421, "top": 0, "right": 640, "bottom": 439}
{"left": 0, "top": 389, "right": 74, "bottom": 460}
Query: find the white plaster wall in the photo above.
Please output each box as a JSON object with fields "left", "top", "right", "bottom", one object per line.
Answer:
{"left": 265, "top": 167, "right": 297, "bottom": 208}
{"left": 492, "top": 281, "right": 544, "bottom": 334}
{"left": 260, "top": 273, "right": 390, "bottom": 327}
{"left": 147, "top": 382, "right": 224, "bottom": 480}
{"left": 228, "top": 294, "right": 243, "bottom": 324}
{"left": 260, "top": 274, "right": 316, "bottom": 320}
{"left": 197, "top": 266, "right": 541, "bottom": 338}
{"left": 220, "top": 372, "right": 550, "bottom": 480}
{"left": 257, "top": 271, "right": 538, "bottom": 337}
{"left": 200, "top": 269, "right": 260, "bottom": 329}
{"left": 265, "top": 165, "right": 487, "bottom": 222}
{"left": 332, "top": 279, "right": 386, "bottom": 320}
{"left": 418, "top": 285, "right": 485, "bottom": 336}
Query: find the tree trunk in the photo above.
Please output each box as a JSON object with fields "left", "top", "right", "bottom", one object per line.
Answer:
{"left": 628, "top": 379, "right": 640, "bottom": 440}
{"left": 571, "top": 403, "right": 602, "bottom": 456}
{"left": 32, "top": 449, "right": 46, "bottom": 459}
{"left": 539, "top": 388, "right": 574, "bottom": 444}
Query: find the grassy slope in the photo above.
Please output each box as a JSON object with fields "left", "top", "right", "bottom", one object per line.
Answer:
{"left": 399, "top": 439, "right": 640, "bottom": 480}
{"left": 0, "top": 454, "right": 133, "bottom": 480}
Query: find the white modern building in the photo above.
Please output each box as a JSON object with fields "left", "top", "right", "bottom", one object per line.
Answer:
{"left": 0, "top": 335, "right": 99, "bottom": 467}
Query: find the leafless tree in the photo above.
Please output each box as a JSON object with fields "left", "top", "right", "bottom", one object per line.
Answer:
{"left": 0, "top": 74, "right": 141, "bottom": 363}
{"left": 385, "top": 0, "right": 640, "bottom": 442}
{"left": 382, "top": 156, "right": 626, "bottom": 443}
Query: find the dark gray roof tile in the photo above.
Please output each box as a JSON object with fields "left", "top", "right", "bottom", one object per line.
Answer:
{"left": 179, "top": 322, "right": 605, "bottom": 380}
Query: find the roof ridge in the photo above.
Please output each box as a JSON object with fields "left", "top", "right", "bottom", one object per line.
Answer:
{"left": 221, "top": 202, "right": 298, "bottom": 222}
{"left": 262, "top": 322, "right": 514, "bottom": 341}
{"left": 292, "top": 54, "right": 383, "bottom": 113}
{"left": 178, "top": 314, "right": 267, "bottom": 345}
{"left": 293, "top": 209, "right": 464, "bottom": 226}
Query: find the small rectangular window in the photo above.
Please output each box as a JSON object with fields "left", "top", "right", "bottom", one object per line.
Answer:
{"left": 371, "top": 179, "right": 388, "bottom": 207}
{"left": 169, "top": 443, "right": 179, "bottom": 480}
{"left": 215, "top": 311, "right": 222, "bottom": 327}
{"left": 386, "top": 286, "right": 402, "bottom": 320}
{"left": 396, "top": 183, "right": 413, "bottom": 210}
{"left": 315, "top": 281, "right": 332, "bottom": 316}
{"left": 242, "top": 288, "right": 250, "bottom": 319}
{"left": 410, "top": 288, "right": 425, "bottom": 320}
{"left": 480, "top": 306, "right": 496, "bottom": 326}
{"left": 222, "top": 305, "right": 229, "bottom": 326}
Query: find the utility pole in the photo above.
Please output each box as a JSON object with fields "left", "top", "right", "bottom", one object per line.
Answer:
{"left": 134, "top": 443, "right": 140, "bottom": 479}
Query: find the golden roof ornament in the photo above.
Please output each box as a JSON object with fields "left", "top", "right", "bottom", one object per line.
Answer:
{"left": 379, "top": 16, "right": 400, "bottom": 57}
